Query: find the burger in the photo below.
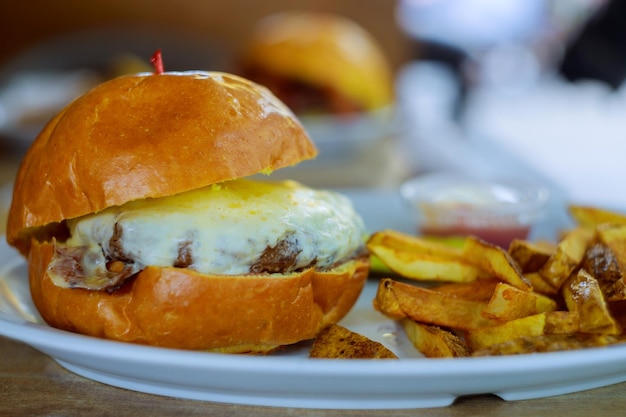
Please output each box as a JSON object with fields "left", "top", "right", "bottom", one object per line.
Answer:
{"left": 239, "top": 11, "right": 394, "bottom": 116}
{"left": 5, "top": 70, "right": 369, "bottom": 353}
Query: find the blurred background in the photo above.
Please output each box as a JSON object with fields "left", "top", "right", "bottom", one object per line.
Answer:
{"left": 1, "top": 0, "right": 624, "bottom": 212}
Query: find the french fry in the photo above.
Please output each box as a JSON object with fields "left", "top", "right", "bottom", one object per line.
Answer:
{"left": 592, "top": 224, "right": 626, "bottom": 301}
{"left": 508, "top": 239, "right": 555, "bottom": 273}
{"left": 374, "top": 278, "right": 495, "bottom": 330}
{"left": 431, "top": 278, "right": 500, "bottom": 302}
{"left": 309, "top": 324, "right": 398, "bottom": 359}
{"left": 569, "top": 205, "right": 626, "bottom": 227}
{"left": 368, "top": 245, "right": 486, "bottom": 283}
{"left": 462, "top": 236, "right": 532, "bottom": 291}
{"left": 596, "top": 224, "right": 626, "bottom": 264}
{"left": 482, "top": 283, "right": 537, "bottom": 321}
{"left": 535, "top": 292, "right": 560, "bottom": 314}
{"left": 540, "top": 227, "right": 595, "bottom": 291}
{"left": 465, "top": 313, "right": 547, "bottom": 351}
{"left": 400, "top": 319, "right": 469, "bottom": 358}
{"left": 482, "top": 282, "right": 557, "bottom": 322}
{"left": 367, "top": 230, "right": 485, "bottom": 282}
{"left": 581, "top": 241, "right": 625, "bottom": 302}
{"left": 372, "top": 278, "right": 405, "bottom": 320}
{"left": 563, "top": 269, "right": 621, "bottom": 335}
{"left": 368, "top": 230, "right": 464, "bottom": 258}
{"left": 524, "top": 271, "right": 559, "bottom": 296}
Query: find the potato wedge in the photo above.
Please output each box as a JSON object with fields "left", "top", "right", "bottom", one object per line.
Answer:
{"left": 482, "top": 282, "right": 557, "bottom": 322}
{"left": 563, "top": 269, "right": 621, "bottom": 335}
{"left": 367, "top": 245, "right": 487, "bottom": 282}
{"left": 569, "top": 205, "right": 626, "bottom": 227}
{"left": 368, "top": 230, "right": 464, "bottom": 258}
{"left": 374, "top": 278, "right": 495, "bottom": 330}
{"left": 309, "top": 324, "right": 398, "bottom": 359}
{"left": 592, "top": 224, "right": 626, "bottom": 301}
{"left": 482, "top": 283, "right": 537, "bottom": 321}
{"left": 465, "top": 313, "right": 547, "bottom": 351}
{"left": 401, "top": 319, "right": 469, "bottom": 358}
{"left": 508, "top": 239, "right": 556, "bottom": 273}
{"left": 462, "top": 236, "right": 532, "bottom": 291}
{"left": 535, "top": 292, "right": 560, "bottom": 314}
{"left": 368, "top": 230, "right": 485, "bottom": 282}
{"left": 524, "top": 271, "right": 559, "bottom": 296}
{"left": 540, "top": 227, "right": 595, "bottom": 291}
{"left": 431, "top": 278, "right": 500, "bottom": 302}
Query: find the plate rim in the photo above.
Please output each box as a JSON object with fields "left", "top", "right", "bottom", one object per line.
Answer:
{"left": 3, "top": 307, "right": 626, "bottom": 409}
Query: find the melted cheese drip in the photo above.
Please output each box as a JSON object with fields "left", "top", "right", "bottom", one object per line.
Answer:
{"left": 50, "top": 179, "right": 365, "bottom": 288}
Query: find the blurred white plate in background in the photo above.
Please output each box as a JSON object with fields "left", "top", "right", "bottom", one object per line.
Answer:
{"left": 0, "top": 27, "right": 229, "bottom": 148}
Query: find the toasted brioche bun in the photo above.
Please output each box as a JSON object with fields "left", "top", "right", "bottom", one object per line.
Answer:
{"left": 241, "top": 11, "right": 394, "bottom": 112}
{"left": 7, "top": 71, "right": 317, "bottom": 255}
{"left": 29, "top": 240, "right": 369, "bottom": 352}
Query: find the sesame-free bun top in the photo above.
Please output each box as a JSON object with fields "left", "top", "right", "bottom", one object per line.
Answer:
{"left": 7, "top": 71, "right": 317, "bottom": 255}
{"left": 241, "top": 11, "right": 394, "bottom": 111}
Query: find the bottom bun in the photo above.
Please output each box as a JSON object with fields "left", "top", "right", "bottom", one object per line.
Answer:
{"left": 28, "top": 240, "right": 369, "bottom": 353}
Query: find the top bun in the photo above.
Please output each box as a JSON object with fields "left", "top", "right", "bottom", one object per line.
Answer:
{"left": 240, "top": 11, "right": 394, "bottom": 111}
{"left": 7, "top": 71, "right": 317, "bottom": 255}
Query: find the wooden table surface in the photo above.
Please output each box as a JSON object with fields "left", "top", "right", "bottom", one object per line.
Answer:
{"left": 2, "top": 149, "right": 626, "bottom": 417}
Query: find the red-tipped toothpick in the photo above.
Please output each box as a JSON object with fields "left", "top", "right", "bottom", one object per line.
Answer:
{"left": 151, "top": 49, "right": 164, "bottom": 74}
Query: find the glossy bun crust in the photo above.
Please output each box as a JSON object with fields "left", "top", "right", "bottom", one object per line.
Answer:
{"left": 7, "top": 71, "right": 317, "bottom": 255}
{"left": 241, "top": 11, "right": 394, "bottom": 111}
{"left": 29, "top": 240, "right": 369, "bottom": 352}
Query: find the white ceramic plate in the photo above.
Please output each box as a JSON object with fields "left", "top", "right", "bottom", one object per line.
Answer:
{"left": 1, "top": 190, "right": 626, "bottom": 410}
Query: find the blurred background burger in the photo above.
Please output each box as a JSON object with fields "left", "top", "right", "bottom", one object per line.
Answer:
{"left": 238, "top": 11, "right": 394, "bottom": 117}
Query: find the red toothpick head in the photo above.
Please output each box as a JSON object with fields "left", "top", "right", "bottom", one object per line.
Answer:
{"left": 150, "top": 49, "right": 164, "bottom": 74}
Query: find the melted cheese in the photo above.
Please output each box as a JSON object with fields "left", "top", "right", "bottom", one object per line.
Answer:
{"left": 50, "top": 179, "right": 365, "bottom": 288}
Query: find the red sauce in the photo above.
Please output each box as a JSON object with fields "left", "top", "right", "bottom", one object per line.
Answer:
{"left": 420, "top": 224, "right": 531, "bottom": 249}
